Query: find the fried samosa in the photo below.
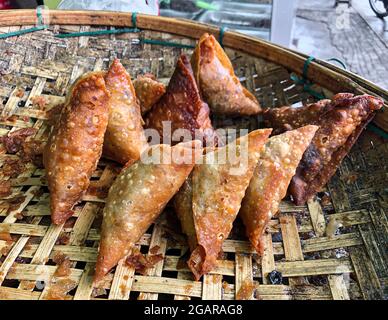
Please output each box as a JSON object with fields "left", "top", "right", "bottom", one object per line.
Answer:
{"left": 44, "top": 72, "right": 109, "bottom": 225}
{"left": 145, "top": 54, "right": 219, "bottom": 147}
{"left": 240, "top": 125, "right": 318, "bottom": 255}
{"left": 174, "top": 174, "right": 197, "bottom": 252}
{"left": 191, "top": 33, "right": 261, "bottom": 116}
{"left": 94, "top": 140, "right": 202, "bottom": 283}
{"left": 263, "top": 93, "right": 383, "bottom": 205}
{"left": 103, "top": 59, "right": 148, "bottom": 165}
{"left": 187, "top": 129, "right": 272, "bottom": 280}
{"left": 264, "top": 99, "right": 332, "bottom": 135}
{"left": 133, "top": 74, "right": 166, "bottom": 115}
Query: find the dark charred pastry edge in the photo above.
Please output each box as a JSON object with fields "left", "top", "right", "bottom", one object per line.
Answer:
{"left": 291, "top": 112, "right": 377, "bottom": 204}
{"left": 145, "top": 54, "right": 220, "bottom": 147}
{"left": 264, "top": 93, "right": 383, "bottom": 205}
{"left": 263, "top": 99, "right": 332, "bottom": 135}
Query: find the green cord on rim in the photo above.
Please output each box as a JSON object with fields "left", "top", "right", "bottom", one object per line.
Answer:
{"left": 219, "top": 26, "right": 227, "bottom": 48}
{"left": 56, "top": 12, "right": 141, "bottom": 38}
{"left": 131, "top": 12, "right": 140, "bottom": 32}
{"left": 141, "top": 38, "right": 195, "bottom": 49}
{"left": 36, "top": 6, "right": 44, "bottom": 25}
{"left": 2, "top": 11, "right": 384, "bottom": 139}
{"left": 327, "top": 57, "right": 347, "bottom": 70}
{"left": 302, "top": 56, "right": 315, "bottom": 79}
{"left": 291, "top": 55, "right": 326, "bottom": 100}
{"left": 367, "top": 123, "right": 388, "bottom": 140}
{"left": 55, "top": 28, "right": 140, "bottom": 38}
{"left": 0, "top": 7, "right": 48, "bottom": 39}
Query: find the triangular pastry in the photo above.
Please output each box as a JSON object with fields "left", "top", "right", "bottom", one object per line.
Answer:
{"left": 43, "top": 72, "right": 109, "bottom": 225}
{"left": 133, "top": 74, "right": 166, "bottom": 115}
{"left": 145, "top": 54, "right": 219, "bottom": 147}
{"left": 187, "top": 129, "right": 271, "bottom": 279}
{"left": 94, "top": 140, "right": 202, "bottom": 283}
{"left": 239, "top": 125, "right": 318, "bottom": 255}
{"left": 263, "top": 93, "right": 383, "bottom": 205}
{"left": 191, "top": 33, "right": 261, "bottom": 116}
{"left": 103, "top": 59, "right": 148, "bottom": 165}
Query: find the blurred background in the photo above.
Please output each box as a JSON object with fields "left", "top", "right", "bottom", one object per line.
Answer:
{"left": 1, "top": 0, "right": 387, "bottom": 89}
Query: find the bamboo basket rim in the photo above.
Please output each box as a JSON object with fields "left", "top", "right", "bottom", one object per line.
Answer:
{"left": 0, "top": 10, "right": 385, "bottom": 96}
{"left": 0, "top": 9, "right": 386, "bottom": 131}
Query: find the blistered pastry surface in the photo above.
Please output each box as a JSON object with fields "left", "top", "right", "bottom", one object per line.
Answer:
{"left": 95, "top": 142, "right": 202, "bottom": 282}
{"left": 103, "top": 59, "right": 148, "bottom": 165}
{"left": 43, "top": 72, "right": 109, "bottom": 225}
{"left": 188, "top": 129, "right": 271, "bottom": 279}
{"left": 240, "top": 125, "right": 318, "bottom": 254}
{"left": 191, "top": 33, "right": 261, "bottom": 116}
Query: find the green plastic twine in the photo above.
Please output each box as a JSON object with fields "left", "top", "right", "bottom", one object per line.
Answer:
{"left": 140, "top": 38, "right": 195, "bottom": 49}
{"left": 219, "top": 26, "right": 227, "bottom": 48}
{"left": 0, "top": 7, "right": 48, "bottom": 39}
{"left": 131, "top": 12, "right": 140, "bottom": 32}
{"left": 55, "top": 28, "right": 140, "bottom": 38}
{"left": 327, "top": 57, "right": 347, "bottom": 70}
{"left": 291, "top": 56, "right": 326, "bottom": 100}
{"left": 367, "top": 123, "right": 388, "bottom": 140}
{"left": 56, "top": 12, "right": 140, "bottom": 38}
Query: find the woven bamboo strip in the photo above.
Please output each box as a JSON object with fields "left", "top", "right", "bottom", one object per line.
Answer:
{"left": 328, "top": 275, "right": 350, "bottom": 300}
{"left": 131, "top": 276, "right": 202, "bottom": 297}
{"left": 108, "top": 259, "right": 135, "bottom": 300}
{"left": 138, "top": 224, "right": 167, "bottom": 300}
{"left": 73, "top": 262, "right": 96, "bottom": 300}
{"left": 0, "top": 231, "right": 33, "bottom": 284}
{"left": 307, "top": 198, "right": 326, "bottom": 237}
{"left": 261, "top": 233, "right": 276, "bottom": 285}
{"left": 276, "top": 259, "right": 353, "bottom": 277}
{"left": 349, "top": 247, "right": 383, "bottom": 300}
{"left": 19, "top": 221, "right": 63, "bottom": 291}
{"left": 174, "top": 271, "right": 193, "bottom": 300}
{"left": 202, "top": 274, "right": 222, "bottom": 300}
{"left": 279, "top": 214, "right": 307, "bottom": 285}
{"left": 235, "top": 253, "right": 254, "bottom": 300}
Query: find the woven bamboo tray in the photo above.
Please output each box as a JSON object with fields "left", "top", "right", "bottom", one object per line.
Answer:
{"left": 0, "top": 10, "right": 387, "bottom": 300}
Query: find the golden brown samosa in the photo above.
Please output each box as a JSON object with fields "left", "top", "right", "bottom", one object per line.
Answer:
{"left": 173, "top": 175, "right": 197, "bottom": 252}
{"left": 44, "top": 72, "right": 109, "bottom": 225}
{"left": 145, "top": 54, "right": 219, "bottom": 147}
{"left": 263, "top": 93, "right": 383, "bottom": 205}
{"left": 133, "top": 74, "right": 166, "bottom": 115}
{"left": 191, "top": 33, "right": 261, "bottom": 116}
{"left": 239, "top": 125, "right": 318, "bottom": 255}
{"left": 187, "top": 129, "right": 272, "bottom": 280}
{"left": 103, "top": 59, "right": 148, "bottom": 165}
{"left": 94, "top": 140, "right": 202, "bottom": 283}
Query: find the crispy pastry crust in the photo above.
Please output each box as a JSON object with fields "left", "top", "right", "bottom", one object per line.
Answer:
{"left": 103, "top": 59, "right": 148, "bottom": 165}
{"left": 263, "top": 93, "right": 383, "bottom": 205}
{"left": 133, "top": 74, "right": 166, "bottom": 115}
{"left": 188, "top": 129, "right": 272, "bottom": 280}
{"left": 145, "top": 54, "right": 219, "bottom": 147}
{"left": 94, "top": 141, "right": 202, "bottom": 283}
{"left": 263, "top": 99, "right": 332, "bottom": 135}
{"left": 239, "top": 126, "right": 318, "bottom": 255}
{"left": 173, "top": 175, "right": 197, "bottom": 252}
{"left": 43, "top": 72, "right": 110, "bottom": 225}
{"left": 191, "top": 33, "right": 261, "bottom": 116}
